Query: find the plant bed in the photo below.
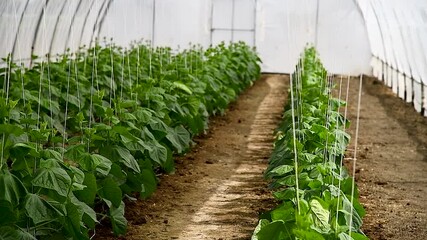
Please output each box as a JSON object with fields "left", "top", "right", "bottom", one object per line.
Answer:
{"left": 0, "top": 41, "right": 260, "bottom": 239}
{"left": 252, "top": 48, "right": 367, "bottom": 240}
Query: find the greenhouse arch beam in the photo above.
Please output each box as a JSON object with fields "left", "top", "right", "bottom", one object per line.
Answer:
{"left": 48, "top": 0, "right": 68, "bottom": 55}
{"left": 63, "top": 0, "right": 84, "bottom": 53}
{"left": 78, "top": 0, "right": 97, "bottom": 48}
{"left": 11, "top": 0, "right": 30, "bottom": 61}
{"left": 30, "top": 0, "right": 49, "bottom": 66}
{"left": 96, "top": 0, "right": 114, "bottom": 44}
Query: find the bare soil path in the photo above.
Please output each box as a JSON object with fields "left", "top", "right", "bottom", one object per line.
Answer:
{"left": 97, "top": 75, "right": 427, "bottom": 240}
{"left": 343, "top": 76, "right": 427, "bottom": 240}
{"left": 97, "top": 75, "right": 288, "bottom": 239}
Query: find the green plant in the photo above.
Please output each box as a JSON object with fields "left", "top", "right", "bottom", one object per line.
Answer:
{"left": 252, "top": 47, "right": 367, "bottom": 240}
{"left": 0, "top": 41, "right": 261, "bottom": 239}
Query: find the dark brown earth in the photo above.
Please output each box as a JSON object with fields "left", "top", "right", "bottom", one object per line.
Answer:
{"left": 96, "top": 74, "right": 427, "bottom": 240}
{"left": 342, "top": 76, "right": 427, "bottom": 240}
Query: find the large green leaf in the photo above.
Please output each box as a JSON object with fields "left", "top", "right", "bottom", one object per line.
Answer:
{"left": 270, "top": 202, "right": 295, "bottom": 222}
{"left": 0, "top": 200, "right": 17, "bottom": 225}
{"left": 32, "top": 162, "right": 71, "bottom": 197}
{"left": 98, "top": 177, "right": 122, "bottom": 208}
{"left": 109, "top": 201, "right": 127, "bottom": 236}
{"left": 251, "top": 219, "right": 270, "bottom": 240}
{"left": 94, "top": 154, "right": 112, "bottom": 176}
{"left": 0, "top": 226, "right": 36, "bottom": 240}
{"left": 74, "top": 172, "right": 97, "bottom": 205}
{"left": 0, "top": 124, "right": 24, "bottom": 136}
{"left": 147, "top": 141, "right": 168, "bottom": 167}
{"left": 70, "top": 194, "right": 98, "bottom": 229}
{"left": 172, "top": 82, "right": 192, "bottom": 94}
{"left": 267, "top": 165, "right": 294, "bottom": 178}
{"left": 165, "top": 125, "right": 190, "bottom": 153}
{"left": 62, "top": 200, "right": 88, "bottom": 240}
{"left": 9, "top": 143, "right": 37, "bottom": 159}
{"left": 0, "top": 170, "right": 27, "bottom": 206}
{"left": 113, "top": 146, "right": 140, "bottom": 173}
{"left": 25, "top": 193, "right": 59, "bottom": 225}
{"left": 293, "top": 229, "right": 326, "bottom": 240}
{"left": 255, "top": 220, "right": 291, "bottom": 240}
{"left": 310, "top": 198, "right": 330, "bottom": 233}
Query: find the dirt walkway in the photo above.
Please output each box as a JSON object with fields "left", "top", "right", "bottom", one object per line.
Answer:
{"left": 100, "top": 75, "right": 287, "bottom": 239}
{"left": 343, "top": 76, "right": 427, "bottom": 240}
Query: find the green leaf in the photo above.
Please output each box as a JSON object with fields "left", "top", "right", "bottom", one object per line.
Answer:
{"left": 32, "top": 164, "right": 71, "bottom": 197}
{"left": 113, "top": 146, "right": 140, "bottom": 173}
{"left": 268, "top": 165, "right": 294, "bottom": 177}
{"left": 41, "top": 149, "right": 62, "bottom": 161}
{"left": 0, "top": 226, "right": 36, "bottom": 240}
{"left": 293, "top": 228, "right": 326, "bottom": 240}
{"left": 70, "top": 194, "right": 98, "bottom": 229}
{"left": 173, "top": 82, "right": 192, "bottom": 94}
{"left": 94, "top": 154, "right": 112, "bottom": 176}
{"left": 255, "top": 220, "right": 291, "bottom": 240}
{"left": 0, "top": 124, "right": 24, "bottom": 136}
{"left": 338, "top": 232, "right": 352, "bottom": 240}
{"left": 0, "top": 200, "right": 17, "bottom": 225}
{"left": 310, "top": 198, "right": 331, "bottom": 233}
{"left": 273, "top": 188, "right": 295, "bottom": 201}
{"left": 110, "top": 201, "right": 127, "bottom": 236}
{"left": 24, "top": 193, "right": 48, "bottom": 225}
{"left": 147, "top": 141, "right": 168, "bottom": 167}
{"left": 0, "top": 170, "right": 27, "bottom": 206}
{"left": 65, "top": 144, "right": 86, "bottom": 162}
{"left": 349, "top": 232, "right": 369, "bottom": 240}
{"left": 62, "top": 200, "right": 88, "bottom": 240}
{"left": 140, "top": 167, "right": 157, "bottom": 198}
{"left": 74, "top": 172, "right": 97, "bottom": 205}
{"left": 98, "top": 177, "right": 122, "bottom": 208}
{"left": 165, "top": 125, "right": 191, "bottom": 153}
{"left": 9, "top": 143, "right": 36, "bottom": 159}
{"left": 252, "top": 219, "right": 270, "bottom": 240}
{"left": 270, "top": 202, "right": 295, "bottom": 222}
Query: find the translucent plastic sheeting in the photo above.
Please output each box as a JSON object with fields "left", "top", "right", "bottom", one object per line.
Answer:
{"left": 49, "top": 1, "right": 81, "bottom": 56}
{"left": 255, "top": 0, "right": 314, "bottom": 73}
{"left": 11, "top": 0, "right": 45, "bottom": 63}
{"left": 79, "top": 0, "right": 110, "bottom": 49}
{"left": 98, "top": 0, "right": 154, "bottom": 48}
{"left": 358, "top": 0, "right": 427, "bottom": 84}
{"left": 151, "top": 0, "right": 211, "bottom": 49}
{"left": 358, "top": 0, "right": 427, "bottom": 114}
{"left": 33, "top": 0, "right": 68, "bottom": 59}
{"left": 0, "top": 0, "right": 27, "bottom": 62}
{"left": 256, "top": 0, "right": 371, "bottom": 74}
{"left": 316, "top": 0, "right": 371, "bottom": 75}
{"left": 3, "top": 0, "right": 426, "bottom": 78}
{"left": 211, "top": 0, "right": 256, "bottom": 46}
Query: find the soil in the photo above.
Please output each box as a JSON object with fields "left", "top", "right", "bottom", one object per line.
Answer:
{"left": 95, "top": 74, "right": 288, "bottom": 239}
{"left": 342, "top": 76, "right": 427, "bottom": 240}
{"left": 95, "top": 74, "right": 427, "bottom": 240}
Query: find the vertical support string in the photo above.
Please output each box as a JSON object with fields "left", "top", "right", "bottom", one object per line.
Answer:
{"left": 286, "top": 2, "right": 300, "bottom": 214}
{"left": 349, "top": 74, "right": 363, "bottom": 236}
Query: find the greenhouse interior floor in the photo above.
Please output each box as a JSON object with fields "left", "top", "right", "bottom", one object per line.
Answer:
{"left": 345, "top": 76, "right": 427, "bottom": 240}
{"left": 95, "top": 75, "right": 427, "bottom": 240}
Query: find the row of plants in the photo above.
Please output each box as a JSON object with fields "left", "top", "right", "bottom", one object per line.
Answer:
{"left": 0, "top": 41, "right": 261, "bottom": 239}
{"left": 252, "top": 47, "right": 368, "bottom": 240}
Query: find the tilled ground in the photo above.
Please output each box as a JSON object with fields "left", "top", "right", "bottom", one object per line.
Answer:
{"left": 95, "top": 74, "right": 288, "bottom": 239}
{"left": 342, "top": 76, "right": 427, "bottom": 240}
{"left": 96, "top": 74, "right": 427, "bottom": 240}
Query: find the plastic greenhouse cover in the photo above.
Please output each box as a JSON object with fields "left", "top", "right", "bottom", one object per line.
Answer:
{"left": 256, "top": 0, "right": 371, "bottom": 74}
{"left": 1, "top": 0, "right": 426, "bottom": 78}
{"left": 359, "top": 0, "right": 427, "bottom": 84}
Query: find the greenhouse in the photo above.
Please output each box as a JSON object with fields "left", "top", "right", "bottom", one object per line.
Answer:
{"left": 0, "top": 0, "right": 426, "bottom": 239}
